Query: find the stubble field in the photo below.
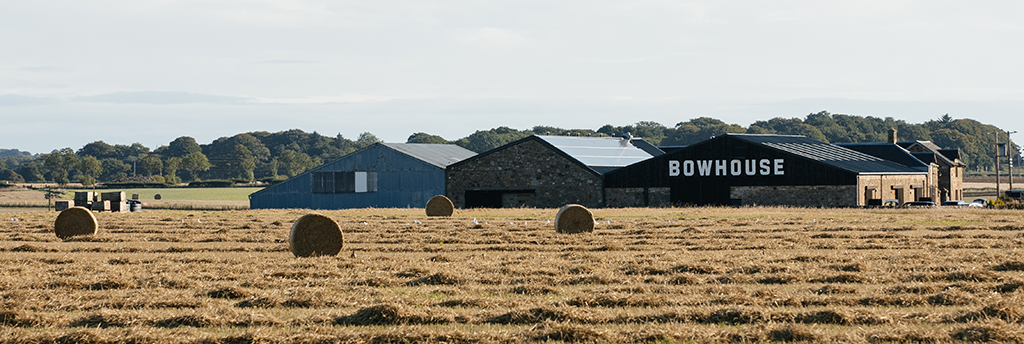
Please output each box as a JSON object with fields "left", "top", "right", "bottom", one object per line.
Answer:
{"left": 1, "top": 206, "right": 1023, "bottom": 343}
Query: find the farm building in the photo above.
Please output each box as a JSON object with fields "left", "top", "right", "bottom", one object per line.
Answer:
{"left": 249, "top": 143, "right": 475, "bottom": 209}
{"left": 604, "top": 133, "right": 933, "bottom": 207}
{"left": 446, "top": 135, "right": 663, "bottom": 209}
{"left": 835, "top": 128, "right": 965, "bottom": 202}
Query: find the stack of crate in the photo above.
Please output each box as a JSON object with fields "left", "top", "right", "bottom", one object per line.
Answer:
{"left": 102, "top": 191, "right": 128, "bottom": 213}
{"left": 74, "top": 192, "right": 95, "bottom": 208}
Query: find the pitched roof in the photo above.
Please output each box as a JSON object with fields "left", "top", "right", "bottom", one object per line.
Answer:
{"left": 381, "top": 143, "right": 476, "bottom": 168}
{"left": 897, "top": 141, "right": 959, "bottom": 166}
{"left": 450, "top": 135, "right": 661, "bottom": 175}
{"left": 834, "top": 142, "right": 930, "bottom": 172}
{"left": 535, "top": 135, "right": 662, "bottom": 174}
{"left": 727, "top": 134, "right": 926, "bottom": 174}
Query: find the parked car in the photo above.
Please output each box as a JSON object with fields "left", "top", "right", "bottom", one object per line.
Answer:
{"left": 903, "top": 201, "right": 936, "bottom": 208}
{"left": 941, "top": 200, "right": 968, "bottom": 207}
{"left": 972, "top": 198, "right": 988, "bottom": 204}
{"left": 881, "top": 199, "right": 899, "bottom": 208}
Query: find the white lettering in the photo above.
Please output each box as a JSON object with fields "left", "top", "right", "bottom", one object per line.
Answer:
{"left": 730, "top": 160, "right": 742, "bottom": 176}
{"left": 715, "top": 160, "right": 727, "bottom": 176}
{"left": 697, "top": 160, "right": 713, "bottom": 176}
{"left": 673, "top": 158, "right": 785, "bottom": 178}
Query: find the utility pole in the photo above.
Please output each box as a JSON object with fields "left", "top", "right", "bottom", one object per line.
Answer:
{"left": 995, "top": 132, "right": 1001, "bottom": 199}
{"left": 1010, "top": 131, "right": 1018, "bottom": 192}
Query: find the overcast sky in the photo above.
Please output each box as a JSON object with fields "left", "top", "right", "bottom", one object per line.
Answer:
{"left": 2, "top": 1, "right": 1023, "bottom": 154}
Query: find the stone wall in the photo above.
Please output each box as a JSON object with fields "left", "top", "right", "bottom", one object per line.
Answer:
{"left": 856, "top": 174, "right": 929, "bottom": 206}
{"left": 606, "top": 187, "right": 671, "bottom": 207}
{"left": 730, "top": 185, "right": 858, "bottom": 207}
{"left": 447, "top": 139, "right": 604, "bottom": 208}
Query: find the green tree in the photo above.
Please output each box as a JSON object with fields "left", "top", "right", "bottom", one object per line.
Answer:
{"left": 140, "top": 156, "right": 163, "bottom": 176}
{"left": 99, "top": 158, "right": 132, "bottom": 182}
{"left": 164, "top": 157, "right": 182, "bottom": 184}
{"left": 16, "top": 160, "right": 45, "bottom": 182}
{"left": 356, "top": 132, "right": 382, "bottom": 149}
{"left": 162, "top": 136, "right": 203, "bottom": 158}
{"left": 407, "top": 132, "right": 449, "bottom": 144}
{"left": 180, "top": 152, "right": 211, "bottom": 182}
{"left": 77, "top": 141, "right": 118, "bottom": 159}
{"left": 77, "top": 155, "right": 102, "bottom": 186}
{"left": 0, "top": 168, "right": 25, "bottom": 183}
{"left": 43, "top": 148, "right": 79, "bottom": 185}
{"left": 662, "top": 117, "right": 745, "bottom": 146}
{"left": 453, "top": 127, "right": 532, "bottom": 152}
{"left": 277, "top": 150, "right": 318, "bottom": 177}
{"left": 224, "top": 144, "right": 256, "bottom": 181}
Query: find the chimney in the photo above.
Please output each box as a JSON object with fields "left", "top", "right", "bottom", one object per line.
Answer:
{"left": 888, "top": 127, "right": 898, "bottom": 144}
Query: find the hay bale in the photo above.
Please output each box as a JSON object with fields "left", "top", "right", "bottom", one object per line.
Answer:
{"left": 54, "top": 200, "right": 72, "bottom": 211}
{"left": 154, "top": 194, "right": 162, "bottom": 200}
{"left": 289, "top": 213, "right": 344, "bottom": 257}
{"left": 555, "top": 204, "right": 595, "bottom": 234}
{"left": 54, "top": 206, "right": 98, "bottom": 239}
{"left": 425, "top": 195, "right": 454, "bottom": 217}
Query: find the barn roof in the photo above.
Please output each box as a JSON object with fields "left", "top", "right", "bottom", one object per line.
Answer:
{"left": 450, "top": 135, "right": 662, "bottom": 176}
{"left": 536, "top": 135, "right": 662, "bottom": 173}
{"left": 381, "top": 143, "right": 476, "bottom": 168}
{"left": 250, "top": 143, "right": 474, "bottom": 197}
{"left": 834, "top": 142, "right": 930, "bottom": 171}
{"left": 728, "top": 134, "right": 925, "bottom": 174}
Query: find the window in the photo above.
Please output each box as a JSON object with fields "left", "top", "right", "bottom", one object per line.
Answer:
{"left": 312, "top": 171, "right": 377, "bottom": 193}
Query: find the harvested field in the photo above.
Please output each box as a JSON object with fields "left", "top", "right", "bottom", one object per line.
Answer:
{"left": 0, "top": 206, "right": 1023, "bottom": 343}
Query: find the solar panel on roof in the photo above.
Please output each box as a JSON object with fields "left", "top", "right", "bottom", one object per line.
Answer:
{"left": 538, "top": 136, "right": 653, "bottom": 167}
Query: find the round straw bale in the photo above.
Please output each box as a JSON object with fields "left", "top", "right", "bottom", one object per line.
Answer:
{"left": 289, "top": 213, "right": 344, "bottom": 257}
{"left": 54, "top": 206, "right": 98, "bottom": 239}
{"left": 555, "top": 204, "right": 595, "bottom": 234}
{"left": 425, "top": 195, "right": 454, "bottom": 217}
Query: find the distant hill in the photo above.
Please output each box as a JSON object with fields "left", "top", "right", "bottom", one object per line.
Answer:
{"left": 0, "top": 149, "right": 32, "bottom": 158}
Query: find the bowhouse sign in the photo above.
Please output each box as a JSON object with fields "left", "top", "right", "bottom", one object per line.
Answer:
{"left": 669, "top": 159, "right": 784, "bottom": 177}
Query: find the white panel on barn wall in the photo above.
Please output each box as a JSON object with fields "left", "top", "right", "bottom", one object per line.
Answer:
{"left": 355, "top": 172, "right": 368, "bottom": 193}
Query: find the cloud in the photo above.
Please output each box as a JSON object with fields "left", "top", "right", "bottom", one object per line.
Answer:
{"left": 250, "top": 60, "right": 322, "bottom": 64}
{"left": 459, "top": 27, "right": 526, "bottom": 46}
{"left": 0, "top": 94, "right": 56, "bottom": 106}
{"left": 18, "top": 66, "right": 70, "bottom": 73}
{"left": 73, "top": 91, "right": 252, "bottom": 104}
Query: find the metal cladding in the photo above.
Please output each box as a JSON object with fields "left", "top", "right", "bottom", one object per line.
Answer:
{"left": 605, "top": 134, "right": 932, "bottom": 207}
{"left": 250, "top": 143, "right": 475, "bottom": 210}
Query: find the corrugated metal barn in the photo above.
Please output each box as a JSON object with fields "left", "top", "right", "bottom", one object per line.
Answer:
{"left": 604, "top": 134, "right": 930, "bottom": 207}
{"left": 446, "top": 135, "right": 663, "bottom": 209}
{"left": 250, "top": 143, "right": 475, "bottom": 209}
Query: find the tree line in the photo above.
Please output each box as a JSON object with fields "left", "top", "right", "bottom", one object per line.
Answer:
{"left": 0, "top": 112, "right": 1019, "bottom": 185}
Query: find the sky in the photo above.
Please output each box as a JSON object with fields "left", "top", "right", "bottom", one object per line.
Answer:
{"left": 2, "top": 1, "right": 1024, "bottom": 154}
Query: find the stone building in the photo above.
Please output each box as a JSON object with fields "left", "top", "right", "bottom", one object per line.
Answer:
{"left": 897, "top": 141, "right": 966, "bottom": 202}
{"left": 604, "top": 134, "right": 931, "bottom": 207}
{"left": 445, "top": 135, "right": 662, "bottom": 208}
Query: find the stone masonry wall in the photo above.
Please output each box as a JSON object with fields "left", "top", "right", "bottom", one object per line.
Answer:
{"left": 447, "top": 139, "right": 604, "bottom": 208}
{"left": 856, "top": 174, "right": 929, "bottom": 206}
{"left": 731, "top": 185, "right": 858, "bottom": 207}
